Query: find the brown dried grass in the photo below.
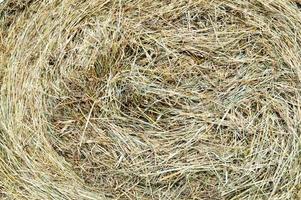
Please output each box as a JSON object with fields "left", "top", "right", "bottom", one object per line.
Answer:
{"left": 1, "top": 0, "right": 301, "bottom": 199}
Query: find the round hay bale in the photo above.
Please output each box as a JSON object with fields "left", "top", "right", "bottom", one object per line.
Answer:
{"left": 1, "top": 0, "right": 301, "bottom": 199}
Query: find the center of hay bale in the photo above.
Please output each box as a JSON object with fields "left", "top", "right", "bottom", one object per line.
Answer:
{"left": 50, "top": 44, "right": 226, "bottom": 199}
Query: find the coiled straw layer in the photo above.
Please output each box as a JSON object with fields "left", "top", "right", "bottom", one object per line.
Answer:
{"left": 0, "top": 0, "right": 301, "bottom": 199}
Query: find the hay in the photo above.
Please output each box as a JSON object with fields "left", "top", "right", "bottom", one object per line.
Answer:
{"left": 1, "top": 0, "right": 301, "bottom": 199}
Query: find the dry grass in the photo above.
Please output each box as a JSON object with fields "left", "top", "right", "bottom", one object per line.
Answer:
{"left": 1, "top": 0, "right": 301, "bottom": 199}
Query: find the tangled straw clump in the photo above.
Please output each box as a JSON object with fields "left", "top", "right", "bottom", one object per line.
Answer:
{"left": 1, "top": 0, "right": 301, "bottom": 199}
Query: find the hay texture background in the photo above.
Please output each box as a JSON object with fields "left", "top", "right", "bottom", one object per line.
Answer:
{"left": 1, "top": 0, "right": 301, "bottom": 199}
